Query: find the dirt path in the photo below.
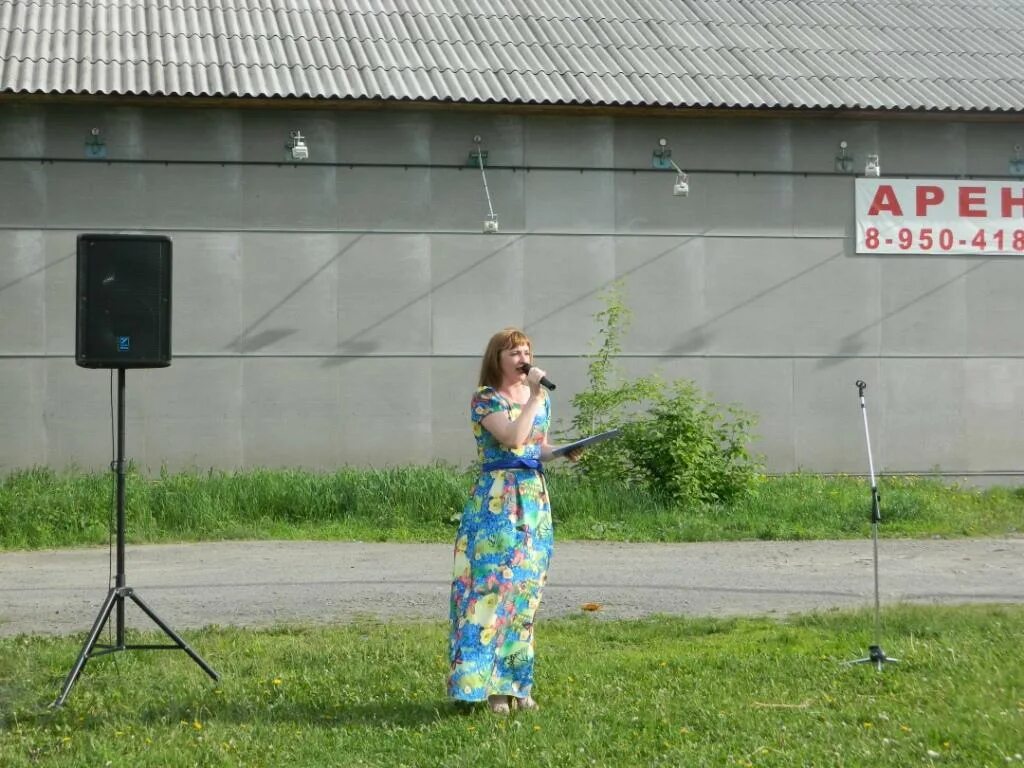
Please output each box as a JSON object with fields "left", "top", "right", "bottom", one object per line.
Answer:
{"left": 1, "top": 538, "right": 1021, "bottom": 636}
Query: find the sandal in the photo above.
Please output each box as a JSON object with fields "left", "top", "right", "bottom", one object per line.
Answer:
{"left": 487, "top": 695, "right": 510, "bottom": 715}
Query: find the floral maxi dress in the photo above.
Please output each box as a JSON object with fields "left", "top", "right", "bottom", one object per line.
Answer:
{"left": 447, "top": 386, "right": 553, "bottom": 702}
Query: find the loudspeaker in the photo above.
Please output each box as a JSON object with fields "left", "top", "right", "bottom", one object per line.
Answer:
{"left": 76, "top": 234, "right": 172, "bottom": 368}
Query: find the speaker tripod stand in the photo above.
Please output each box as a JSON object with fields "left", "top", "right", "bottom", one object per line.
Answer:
{"left": 846, "top": 379, "right": 898, "bottom": 672}
{"left": 53, "top": 369, "right": 219, "bottom": 708}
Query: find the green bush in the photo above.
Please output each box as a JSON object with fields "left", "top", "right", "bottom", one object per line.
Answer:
{"left": 619, "top": 380, "right": 760, "bottom": 504}
{"left": 569, "top": 282, "right": 762, "bottom": 505}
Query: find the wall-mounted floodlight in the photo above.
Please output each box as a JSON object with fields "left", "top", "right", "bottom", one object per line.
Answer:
{"left": 287, "top": 130, "right": 309, "bottom": 161}
{"left": 85, "top": 127, "right": 106, "bottom": 159}
{"left": 470, "top": 136, "right": 499, "bottom": 233}
{"left": 653, "top": 139, "right": 689, "bottom": 197}
{"left": 673, "top": 171, "right": 689, "bottom": 197}
{"left": 835, "top": 140, "right": 853, "bottom": 173}
{"left": 865, "top": 153, "right": 881, "bottom": 178}
{"left": 652, "top": 137, "right": 675, "bottom": 169}
{"left": 1010, "top": 145, "right": 1024, "bottom": 176}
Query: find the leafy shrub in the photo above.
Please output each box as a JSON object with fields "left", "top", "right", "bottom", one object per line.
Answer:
{"left": 568, "top": 282, "right": 762, "bottom": 505}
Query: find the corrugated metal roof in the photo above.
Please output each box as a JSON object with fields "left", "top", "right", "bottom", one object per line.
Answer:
{"left": 1, "top": 0, "right": 1023, "bottom": 111}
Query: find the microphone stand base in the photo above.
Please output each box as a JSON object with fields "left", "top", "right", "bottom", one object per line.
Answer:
{"left": 846, "top": 645, "right": 899, "bottom": 671}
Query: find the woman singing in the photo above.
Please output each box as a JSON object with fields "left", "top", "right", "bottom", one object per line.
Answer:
{"left": 447, "top": 327, "right": 579, "bottom": 715}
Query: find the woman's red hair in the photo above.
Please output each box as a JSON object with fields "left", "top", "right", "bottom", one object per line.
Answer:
{"left": 478, "top": 328, "right": 532, "bottom": 389}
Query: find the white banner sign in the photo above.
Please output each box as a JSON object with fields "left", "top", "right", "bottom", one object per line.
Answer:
{"left": 855, "top": 178, "right": 1024, "bottom": 255}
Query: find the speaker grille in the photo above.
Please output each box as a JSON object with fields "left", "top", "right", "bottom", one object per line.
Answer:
{"left": 76, "top": 235, "right": 172, "bottom": 368}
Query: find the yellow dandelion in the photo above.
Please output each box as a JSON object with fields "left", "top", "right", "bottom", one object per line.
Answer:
{"left": 533, "top": 725, "right": 541, "bottom": 732}
{"left": 192, "top": 721, "right": 203, "bottom": 731}
{"left": 272, "top": 678, "right": 283, "bottom": 686}
{"left": 899, "top": 725, "right": 912, "bottom": 733}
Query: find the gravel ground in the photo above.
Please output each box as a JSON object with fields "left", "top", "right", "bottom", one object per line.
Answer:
{"left": 1, "top": 537, "right": 1022, "bottom": 637}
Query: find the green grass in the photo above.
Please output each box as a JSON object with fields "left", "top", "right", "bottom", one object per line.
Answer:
{"left": 1, "top": 606, "right": 1021, "bottom": 766}
{"left": 2, "top": 467, "right": 1023, "bottom": 550}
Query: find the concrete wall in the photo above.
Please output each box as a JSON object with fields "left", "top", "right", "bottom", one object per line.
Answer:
{"left": 2, "top": 102, "right": 1023, "bottom": 478}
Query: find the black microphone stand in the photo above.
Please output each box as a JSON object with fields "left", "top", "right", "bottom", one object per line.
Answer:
{"left": 846, "top": 380, "right": 898, "bottom": 671}
{"left": 53, "top": 369, "right": 220, "bottom": 708}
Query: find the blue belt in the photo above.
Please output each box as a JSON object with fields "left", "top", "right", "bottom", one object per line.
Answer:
{"left": 481, "top": 457, "right": 544, "bottom": 474}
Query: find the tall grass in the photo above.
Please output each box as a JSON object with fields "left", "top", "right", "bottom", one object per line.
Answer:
{"left": 1, "top": 605, "right": 1022, "bottom": 767}
{"left": 1, "top": 466, "right": 1022, "bottom": 550}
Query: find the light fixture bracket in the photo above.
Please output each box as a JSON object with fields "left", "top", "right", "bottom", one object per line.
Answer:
{"left": 1010, "top": 144, "right": 1024, "bottom": 176}
{"left": 652, "top": 141, "right": 674, "bottom": 170}
{"left": 85, "top": 127, "right": 106, "bottom": 160}
{"left": 468, "top": 149, "right": 489, "bottom": 168}
{"left": 835, "top": 140, "right": 853, "bottom": 173}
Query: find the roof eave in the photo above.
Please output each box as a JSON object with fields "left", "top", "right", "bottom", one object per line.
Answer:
{"left": 3, "top": 89, "right": 1024, "bottom": 122}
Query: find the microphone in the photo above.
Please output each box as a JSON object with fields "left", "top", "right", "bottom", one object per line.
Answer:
{"left": 518, "top": 364, "right": 556, "bottom": 391}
